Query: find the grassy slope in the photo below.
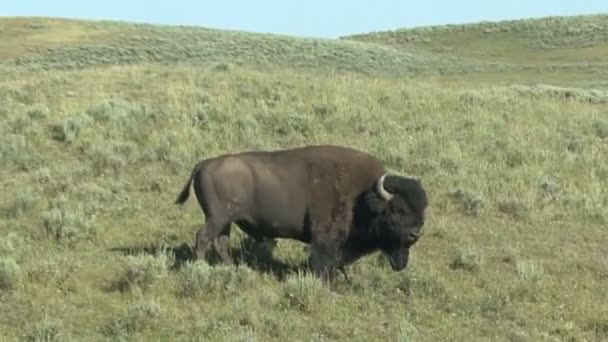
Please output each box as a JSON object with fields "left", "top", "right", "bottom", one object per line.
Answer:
{"left": 344, "top": 14, "right": 608, "bottom": 89}
{"left": 0, "top": 15, "right": 607, "bottom": 341}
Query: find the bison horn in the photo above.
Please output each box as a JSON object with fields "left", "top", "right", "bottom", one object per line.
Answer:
{"left": 377, "top": 174, "right": 394, "bottom": 201}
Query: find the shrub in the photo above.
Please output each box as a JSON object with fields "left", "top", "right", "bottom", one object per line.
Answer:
{"left": 516, "top": 260, "right": 544, "bottom": 283}
{"left": 86, "top": 142, "right": 130, "bottom": 177}
{"left": 281, "top": 271, "right": 330, "bottom": 312}
{"left": 26, "top": 104, "right": 51, "bottom": 120}
{"left": 407, "top": 270, "right": 449, "bottom": 302}
{"left": 397, "top": 320, "right": 419, "bottom": 341}
{"left": 25, "top": 316, "right": 65, "bottom": 342}
{"left": 50, "top": 114, "right": 91, "bottom": 144}
{"left": 448, "top": 188, "right": 484, "bottom": 216}
{"left": 586, "top": 319, "right": 608, "bottom": 341}
{"left": 449, "top": 247, "right": 482, "bottom": 273}
{"left": 592, "top": 119, "right": 608, "bottom": 139}
{"left": 566, "top": 135, "right": 586, "bottom": 153}
{"left": 85, "top": 99, "right": 132, "bottom": 123}
{"left": 265, "top": 112, "right": 313, "bottom": 137}
{"left": 40, "top": 200, "right": 96, "bottom": 245}
{"left": 31, "top": 167, "right": 52, "bottom": 186}
{"left": 0, "top": 233, "right": 24, "bottom": 257}
{"left": 537, "top": 176, "right": 560, "bottom": 199}
{"left": 505, "top": 149, "right": 527, "bottom": 168}
{"left": 213, "top": 62, "right": 232, "bottom": 72}
{"left": 0, "top": 84, "right": 30, "bottom": 105}
{"left": 68, "top": 180, "right": 136, "bottom": 217}
{"left": 509, "top": 84, "right": 608, "bottom": 104}
{"left": 8, "top": 112, "right": 36, "bottom": 136}
{"left": 498, "top": 197, "right": 531, "bottom": 219}
{"left": 140, "top": 131, "right": 192, "bottom": 167}
{"left": 176, "top": 262, "right": 257, "bottom": 299}
{"left": 104, "top": 298, "right": 163, "bottom": 336}
{"left": 0, "top": 133, "right": 41, "bottom": 171}
{"left": 346, "top": 257, "right": 398, "bottom": 297}
{"left": 8, "top": 189, "right": 39, "bottom": 219}
{"left": 0, "top": 256, "right": 22, "bottom": 290}
{"left": 114, "top": 253, "right": 173, "bottom": 293}
{"left": 27, "top": 254, "right": 81, "bottom": 292}
{"left": 510, "top": 260, "right": 546, "bottom": 303}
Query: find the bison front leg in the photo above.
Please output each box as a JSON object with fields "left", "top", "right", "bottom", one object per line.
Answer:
{"left": 307, "top": 196, "right": 353, "bottom": 282}
{"left": 308, "top": 240, "right": 341, "bottom": 282}
{"left": 337, "top": 266, "right": 350, "bottom": 283}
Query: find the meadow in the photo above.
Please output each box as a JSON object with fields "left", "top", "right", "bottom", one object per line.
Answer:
{"left": 0, "top": 15, "right": 607, "bottom": 341}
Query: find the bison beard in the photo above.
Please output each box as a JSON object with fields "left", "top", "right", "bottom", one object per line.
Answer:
{"left": 174, "top": 145, "right": 428, "bottom": 281}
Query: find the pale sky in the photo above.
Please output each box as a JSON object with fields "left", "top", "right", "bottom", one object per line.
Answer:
{"left": 2, "top": 0, "right": 608, "bottom": 38}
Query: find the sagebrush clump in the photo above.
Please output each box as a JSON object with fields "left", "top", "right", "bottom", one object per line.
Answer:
{"left": 281, "top": 271, "right": 331, "bottom": 312}
{"left": 114, "top": 252, "right": 173, "bottom": 293}
{"left": 0, "top": 256, "right": 21, "bottom": 290}
{"left": 176, "top": 261, "right": 258, "bottom": 299}
{"left": 39, "top": 198, "right": 97, "bottom": 245}
{"left": 104, "top": 297, "right": 163, "bottom": 337}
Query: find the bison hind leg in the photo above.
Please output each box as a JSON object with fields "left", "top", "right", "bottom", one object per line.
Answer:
{"left": 194, "top": 218, "right": 232, "bottom": 264}
{"left": 212, "top": 225, "right": 233, "bottom": 265}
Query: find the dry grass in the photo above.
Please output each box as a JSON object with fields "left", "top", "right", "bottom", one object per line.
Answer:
{"left": 344, "top": 13, "right": 608, "bottom": 64}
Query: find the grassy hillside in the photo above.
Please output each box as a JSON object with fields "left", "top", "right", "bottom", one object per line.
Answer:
{"left": 0, "top": 16, "right": 517, "bottom": 78}
{"left": 344, "top": 14, "right": 608, "bottom": 89}
{"left": 344, "top": 14, "right": 608, "bottom": 63}
{"left": 0, "top": 15, "right": 607, "bottom": 341}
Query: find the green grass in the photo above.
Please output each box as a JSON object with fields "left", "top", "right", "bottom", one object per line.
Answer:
{"left": 344, "top": 14, "right": 608, "bottom": 63}
{"left": 0, "top": 14, "right": 607, "bottom": 341}
{"left": 344, "top": 14, "right": 608, "bottom": 89}
{"left": 0, "top": 16, "right": 515, "bottom": 78}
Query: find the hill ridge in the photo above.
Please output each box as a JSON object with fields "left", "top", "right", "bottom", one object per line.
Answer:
{"left": 1, "top": 14, "right": 607, "bottom": 89}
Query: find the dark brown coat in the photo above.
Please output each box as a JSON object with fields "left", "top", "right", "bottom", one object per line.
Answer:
{"left": 175, "top": 144, "right": 428, "bottom": 279}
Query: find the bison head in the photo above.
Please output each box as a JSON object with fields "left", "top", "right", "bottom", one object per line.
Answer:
{"left": 369, "top": 174, "right": 428, "bottom": 271}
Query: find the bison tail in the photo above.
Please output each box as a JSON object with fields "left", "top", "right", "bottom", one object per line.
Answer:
{"left": 174, "top": 178, "right": 192, "bottom": 205}
{"left": 175, "top": 162, "right": 203, "bottom": 205}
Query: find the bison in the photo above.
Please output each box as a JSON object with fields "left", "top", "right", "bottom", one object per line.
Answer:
{"left": 175, "top": 144, "right": 428, "bottom": 280}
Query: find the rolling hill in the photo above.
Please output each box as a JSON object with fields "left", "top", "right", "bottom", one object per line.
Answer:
{"left": 0, "top": 17, "right": 512, "bottom": 76}
{"left": 344, "top": 14, "right": 608, "bottom": 89}
{"left": 0, "top": 14, "right": 607, "bottom": 341}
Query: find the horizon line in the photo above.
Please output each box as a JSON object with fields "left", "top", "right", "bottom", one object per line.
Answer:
{"left": 1, "top": 11, "right": 607, "bottom": 39}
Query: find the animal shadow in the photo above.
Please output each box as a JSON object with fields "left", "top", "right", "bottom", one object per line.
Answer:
{"left": 109, "top": 236, "right": 306, "bottom": 279}
{"left": 230, "top": 237, "right": 306, "bottom": 280}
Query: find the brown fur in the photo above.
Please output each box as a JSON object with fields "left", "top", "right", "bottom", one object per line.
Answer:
{"left": 175, "top": 144, "right": 428, "bottom": 280}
